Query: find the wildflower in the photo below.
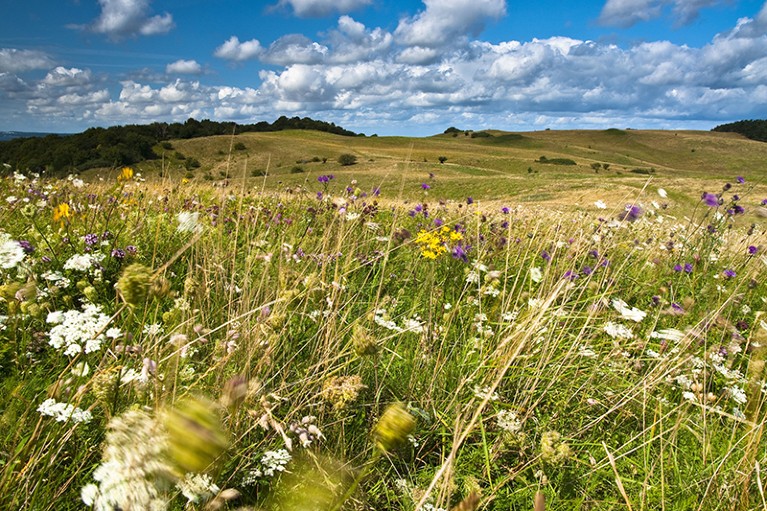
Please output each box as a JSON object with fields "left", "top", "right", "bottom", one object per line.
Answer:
{"left": 737, "top": 176, "right": 745, "bottom": 184}
{"left": 723, "top": 269, "right": 736, "bottom": 279}
{"left": 421, "top": 183, "right": 430, "bottom": 190}
{"left": 594, "top": 200, "right": 607, "bottom": 209}
{"left": 612, "top": 299, "right": 647, "bottom": 322}
{"left": 243, "top": 449, "right": 292, "bottom": 484}
{"left": 658, "top": 188, "right": 667, "bottom": 198}
{"left": 47, "top": 304, "right": 113, "bottom": 356}
{"left": 540, "top": 431, "right": 571, "bottom": 465}
{"left": 748, "top": 245, "right": 759, "bottom": 255}
{"left": 530, "top": 267, "right": 543, "bottom": 283}
{"left": 116, "top": 263, "right": 153, "bottom": 307}
{"left": 289, "top": 416, "right": 324, "bottom": 448}
{"left": 603, "top": 321, "right": 634, "bottom": 340}
{"left": 702, "top": 193, "right": 720, "bottom": 207}
{"left": 496, "top": 410, "right": 523, "bottom": 434}
{"left": 81, "top": 409, "right": 172, "bottom": 510}
{"left": 37, "top": 398, "right": 92, "bottom": 424}
{"left": 64, "top": 252, "right": 105, "bottom": 272}
{"left": 467, "top": 197, "right": 474, "bottom": 204}
{"left": 374, "top": 402, "right": 416, "bottom": 452}
{"left": 177, "top": 211, "right": 201, "bottom": 233}
{"left": 117, "top": 166, "right": 134, "bottom": 182}
{"left": 0, "top": 232, "right": 25, "bottom": 270}
{"left": 620, "top": 204, "right": 643, "bottom": 222}
{"left": 53, "top": 202, "right": 71, "bottom": 224}
{"left": 322, "top": 375, "right": 366, "bottom": 411}
{"left": 176, "top": 473, "right": 220, "bottom": 505}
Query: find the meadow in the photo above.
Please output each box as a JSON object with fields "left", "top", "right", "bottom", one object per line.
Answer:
{"left": 1, "top": 128, "right": 767, "bottom": 510}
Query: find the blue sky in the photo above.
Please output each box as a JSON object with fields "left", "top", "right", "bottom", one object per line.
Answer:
{"left": 1, "top": 0, "right": 767, "bottom": 136}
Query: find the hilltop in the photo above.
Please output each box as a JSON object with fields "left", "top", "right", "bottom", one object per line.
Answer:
{"left": 112, "top": 127, "right": 767, "bottom": 214}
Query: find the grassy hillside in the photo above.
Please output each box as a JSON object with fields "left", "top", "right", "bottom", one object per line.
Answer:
{"left": 112, "top": 128, "right": 767, "bottom": 217}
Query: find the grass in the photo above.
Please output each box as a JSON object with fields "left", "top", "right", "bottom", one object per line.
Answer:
{"left": 0, "top": 132, "right": 766, "bottom": 510}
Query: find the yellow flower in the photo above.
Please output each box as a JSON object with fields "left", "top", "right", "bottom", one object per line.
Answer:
{"left": 52, "top": 203, "right": 71, "bottom": 224}
{"left": 118, "top": 166, "right": 134, "bottom": 182}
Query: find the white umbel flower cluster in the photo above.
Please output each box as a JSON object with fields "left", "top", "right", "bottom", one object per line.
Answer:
{"left": 0, "top": 231, "right": 24, "bottom": 270}
{"left": 63, "top": 252, "right": 105, "bottom": 273}
{"left": 242, "top": 449, "right": 292, "bottom": 485}
{"left": 81, "top": 410, "right": 172, "bottom": 511}
{"left": 176, "top": 473, "right": 220, "bottom": 505}
{"left": 37, "top": 398, "right": 92, "bottom": 424}
{"left": 47, "top": 304, "right": 117, "bottom": 357}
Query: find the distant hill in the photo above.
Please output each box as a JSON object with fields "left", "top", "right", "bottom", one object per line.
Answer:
{"left": 712, "top": 119, "right": 767, "bottom": 142}
{"left": 0, "top": 116, "right": 359, "bottom": 176}
{"left": 0, "top": 131, "right": 62, "bottom": 142}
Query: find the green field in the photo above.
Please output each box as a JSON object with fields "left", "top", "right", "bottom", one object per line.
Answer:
{"left": 1, "top": 129, "right": 766, "bottom": 510}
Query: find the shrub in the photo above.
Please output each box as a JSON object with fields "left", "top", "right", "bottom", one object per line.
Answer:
{"left": 174, "top": 151, "right": 186, "bottom": 160}
{"left": 234, "top": 142, "right": 246, "bottom": 151}
{"left": 438, "top": 156, "right": 448, "bottom": 164}
{"left": 161, "top": 141, "right": 173, "bottom": 150}
{"left": 290, "top": 165, "right": 305, "bottom": 173}
{"left": 338, "top": 154, "right": 358, "bottom": 166}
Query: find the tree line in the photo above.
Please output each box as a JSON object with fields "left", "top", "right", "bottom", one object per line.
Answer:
{"left": 0, "top": 116, "right": 359, "bottom": 176}
{"left": 711, "top": 119, "right": 767, "bottom": 142}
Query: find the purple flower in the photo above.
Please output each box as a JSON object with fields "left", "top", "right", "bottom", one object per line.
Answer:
{"left": 671, "top": 302, "right": 685, "bottom": 313}
{"left": 684, "top": 263, "right": 693, "bottom": 273}
{"left": 748, "top": 245, "right": 758, "bottom": 255}
{"left": 723, "top": 269, "right": 736, "bottom": 278}
{"left": 762, "top": 198, "right": 767, "bottom": 206}
{"left": 702, "top": 192, "right": 720, "bottom": 207}
{"left": 84, "top": 233, "right": 99, "bottom": 246}
{"left": 316, "top": 191, "right": 323, "bottom": 200}
{"left": 582, "top": 265, "right": 593, "bottom": 276}
{"left": 466, "top": 197, "right": 474, "bottom": 205}
{"left": 563, "top": 270, "right": 578, "bottom": 281}
{"left": 421, "top": 183, "right": 430, "bottom": 190}
{"left": 317, "top": 175, "right": 329, "bottom": 183}
{"left": 451, "top": 244, "right": 470, "bottom": 262}
{"left": 733, "top": 205, "right": 745, "bottom": 215}
{"left": 125, "top": 245, "right": 138, "bottom": 255}
{"left": 372, "top": 187, "right": 380, "bottom": 196}
{"left": 673, "top": 264, "right": 683, "bottom": 272}
{"left": 433, "top": 218, "right": 444, "bottom": 227}
{"left": 111, "top": 248, "right": 126, "bottom": 259}
{"left": 737, "top": 176, "right": 745, "bottom": 184}
{"left": 18, "top": 240, "right": 34, "bottom": 254}
{"left": 501, "top": 206, "right": 510, "bottom": 214}
{"left": 541, "top": 250, "right": 551, "bottom": 262}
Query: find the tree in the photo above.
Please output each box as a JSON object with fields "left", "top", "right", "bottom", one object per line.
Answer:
{"left": 338, "top": 153, "right": 357, "bottom": 166}
{"left": 438, "top": 156, "right": 448, "bottom": 164}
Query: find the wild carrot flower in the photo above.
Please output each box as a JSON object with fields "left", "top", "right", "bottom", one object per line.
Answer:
{"left": 0, "top": 232, "right": 25, "bottom": 269}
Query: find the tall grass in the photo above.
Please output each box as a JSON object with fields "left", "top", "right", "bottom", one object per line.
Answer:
{"left": 0, "top": 169, "right": 765, "bottom": 510}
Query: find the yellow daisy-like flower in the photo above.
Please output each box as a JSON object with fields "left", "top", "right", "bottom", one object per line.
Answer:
{"left": 52, "top": 203, "right": 71, "bottom": 224}
{"left": 118, "top": 166, "right": 134, "bottom": 182}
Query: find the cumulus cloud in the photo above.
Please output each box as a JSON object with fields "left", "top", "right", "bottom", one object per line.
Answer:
{"left": 86, "top": 0, "right": 174, "bottom": 39}
{"left": 166, "top": 59, "right": 202, "bottom": 74}
{"left": 214, "top": 36, "right": 263, "bottom": 61}
{"left": 42, "top": 67, "right": 93, "bottom": 87}
{"left": 599, "top": 0, "right": 726, "bottom": 28}
{"left": 275, "top": 0, "right": 372, "bottom": 17}
{"left": 395, "top": 0, "right": 506, "bottom": 48}
{"left": 262, "top": 34, "right": 328, "bottom": 65}
{"left": 0, "top": 49, "right": 54, "bottom": 73}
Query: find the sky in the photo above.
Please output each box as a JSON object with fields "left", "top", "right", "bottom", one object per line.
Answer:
{"left": 1, "top": 0, "right": 767, "bottom": 136}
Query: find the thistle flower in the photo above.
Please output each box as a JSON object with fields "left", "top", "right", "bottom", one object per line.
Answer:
{"left": 373, "top": 402, "right": 415, "bottom": 452}
{"left": 701, "top": 192, "right": 720, "bottom": 207}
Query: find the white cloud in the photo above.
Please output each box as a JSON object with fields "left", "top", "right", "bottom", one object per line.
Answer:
{"left": 599, "top": 0, "right": 727, "bottom": 27}
{"left": 395, "top": 0, "right": 506, "bottom": 47}
{"left": 42, "top": 67, "right": 93, "bottom": 87}
{"left": 87, "top": 0, "right": 174, "bottom": 39}
{"left": 276, "top": 0, "right": 372, "bottom": 17}
{"left": 166, "top": 59, "right": 202, "bottom": 74}
{"left": 262, "top": 35, "right": 328, "bottom": 65}
{"left": 214, "top": 36, "right": 263, "bottom": 62}
{"left": 0, "top": 49, "right": 54, "bottom": 73}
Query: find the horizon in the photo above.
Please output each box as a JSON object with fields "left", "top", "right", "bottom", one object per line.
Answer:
{"left": 2, "top": 1, "right": 767, "bottom": 136}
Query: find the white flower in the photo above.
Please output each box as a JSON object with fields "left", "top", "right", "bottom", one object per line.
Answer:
{"left": 657, "top": 188, "right": 668, "bottom": 198}
{"left": 48, "top": 304, "right": 112, "bottom": 356}
{"left": 612, "top": 299, "right": 647, "bottom": 322}
{"left": 37, "top": 398, "right": 92, "bottom": 424}
{"left": 594, "top": 200, "right": 607, "bottom": 209}
{"left": 650, "top": 329, "right": 685, "bottom": 342}
{"left": 529, "top": 267, "right": 543, "bottom": 283}
{"left": 496, "top": 409, "right": 522, "bottom": 434}
{"left": 728, "top": 385, "right": 747, "bottom": 405}
{"left": 578, "top": 344, "right": 597, "bottom": 357}
{"left": 603, "top": 321, "right": 634, "bottom": 340}
{"left": 683, "top": 391, "right": 697, "bottom": 402}
{"left": 63, "top": 253, "right": 105, "bottom": 272}
{"left": 0, "top": 232, "right": 25, "bottom": 270}
{"left": 176, "top": 473, "right": 219, "bottom": 505}
{"left": 473, "top": 385, "right": 499, "bottom": 401}
{"left": 177, "top": 211, "right": 201, "bottom": 233}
